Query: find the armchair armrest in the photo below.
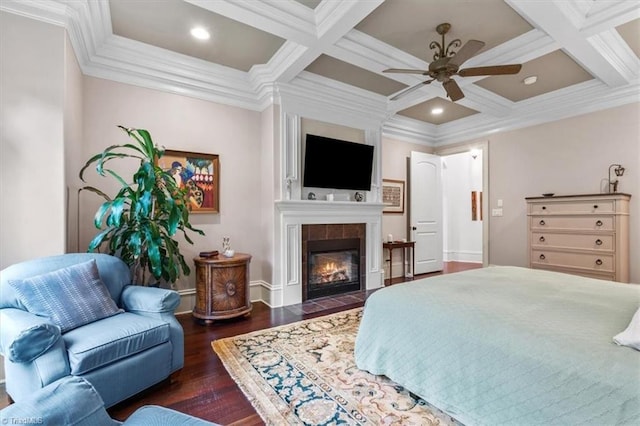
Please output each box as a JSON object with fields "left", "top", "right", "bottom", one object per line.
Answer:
{"left": 0, "top": 376, "right": 117, "bottom": 426}
{"left": 0, "top": 308, "right": 61, "bottom": 363}
{"left": 121, "top": 285, "right": 180, "bottom": 313}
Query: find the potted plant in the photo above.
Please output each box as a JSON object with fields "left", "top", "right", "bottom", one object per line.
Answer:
{"left": 80, "top": 126, "right": 204, "bottom": 286}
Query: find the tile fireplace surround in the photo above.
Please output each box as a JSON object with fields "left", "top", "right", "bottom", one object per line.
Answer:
{"left": 274, "top": 200, "right": 385, "bottom": 307}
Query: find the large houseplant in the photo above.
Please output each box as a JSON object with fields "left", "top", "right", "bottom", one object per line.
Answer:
{"left": 80, "top": 126, "right": 204, "bottom": 286}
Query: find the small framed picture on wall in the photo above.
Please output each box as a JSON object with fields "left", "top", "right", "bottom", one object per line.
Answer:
{"left": 382, "top": 179, "right": 404, "bottom": 214}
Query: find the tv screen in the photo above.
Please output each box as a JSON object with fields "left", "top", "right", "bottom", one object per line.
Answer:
{"left": 303, "top": 134, "right": 374, "bottom": 191}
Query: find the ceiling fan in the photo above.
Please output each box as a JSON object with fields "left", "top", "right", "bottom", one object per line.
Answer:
{"left": 384, "top": 23, "right": 522, "bottom": 102}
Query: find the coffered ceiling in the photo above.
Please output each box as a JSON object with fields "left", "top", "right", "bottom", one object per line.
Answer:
{"left": 2, "top": 0, "right": 638, "bottom": 145}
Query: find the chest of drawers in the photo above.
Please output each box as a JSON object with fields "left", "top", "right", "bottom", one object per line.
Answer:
{"left": 526, "top": 193, "right": 631, "bottom": 282}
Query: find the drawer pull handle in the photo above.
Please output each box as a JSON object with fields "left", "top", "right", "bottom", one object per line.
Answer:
{"left": 593, "top": 205, "right": 598, "bottom": 209}
{"left": 542, "top": 206, "right": 546, "bottom": 210}
{"left": 595, "top": 239, "right": 603, "bottom": 246}
{"left": 596, "top": 220, "right": 603, "bottom": 227}
{"left": 539, "top": 220, "right": 545, "bottom": 226}
{"left": 539, "top": 236, "right": 545, "bottom": 242}
{"left": 539, "top": 254, "right": 546, "bottom": 260}
{"left": 595, "top": 259, "right": 603, "bottom": 266}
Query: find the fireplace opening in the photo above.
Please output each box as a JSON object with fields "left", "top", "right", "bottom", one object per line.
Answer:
{"left": 306, "top": 238, "right": 361, "bottom": 300}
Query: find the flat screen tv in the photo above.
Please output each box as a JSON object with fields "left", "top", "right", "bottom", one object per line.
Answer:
{"left": 303, "top": 134, "right": 374, "bottom": 191}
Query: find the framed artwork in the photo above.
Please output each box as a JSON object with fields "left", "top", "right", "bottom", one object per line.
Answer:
{"left": 157, "top": 150, "right": 220, "bottom": 213}
{"left": 382, "top": 179, "right": 405, "bottom": 214}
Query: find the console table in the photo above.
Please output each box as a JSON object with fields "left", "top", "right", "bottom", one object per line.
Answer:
{"left": 193, "top": 253, "right": 252, "bottom": 323}
{"left": 383, "top": 241, "right": 415, "bottom": 285}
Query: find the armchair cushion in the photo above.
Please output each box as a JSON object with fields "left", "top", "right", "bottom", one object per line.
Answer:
{"left": 9, "top": 259, "right": 123, "bottom": 332}
{"left": 7, "top": 322, "right": 61, "bottom": 363}
{"left": 63, "top": 312, "right": 171, "bottom": 375}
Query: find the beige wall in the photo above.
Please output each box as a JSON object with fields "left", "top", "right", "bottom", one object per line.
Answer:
{"left": 483, "top": 103, "right": 639, "bottom": 282}
{"left": 64, "top": 34, "right": 84, "bottom": 253}
{"left": 80, "top": 77, "right": 265, "bottom": 291}
{"left": 0, "top": 12, "right": 66, "bottom": 269}
{"left": 381, "top": 136, "right": 434, "bottom": 278}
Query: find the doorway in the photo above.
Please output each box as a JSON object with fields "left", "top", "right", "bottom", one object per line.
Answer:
{"left": 435, "top": 142, "right": 489, "bottom": 266}
{"left": 441, "top": 150, "right": 483, "bottom": 263}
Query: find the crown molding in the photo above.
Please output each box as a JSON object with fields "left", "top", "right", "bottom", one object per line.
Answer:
{"left": 278, "top": 73, "right": 389, "bottom": 130}
{"left": 433, "top": 80, "right": 640, "bottom": 146}
{"left": 382, "top": 116, "right": 438, "bottom": 146}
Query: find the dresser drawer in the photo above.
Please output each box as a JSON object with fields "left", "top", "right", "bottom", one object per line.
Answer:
{"left": 531, "top": 250, "right": 613, "bottom": 273}
{"left": 531, "top": 232, "right": 614, "bottom": 251}
{"left": 529, "top": 200, "right": 614, "bottom": 215}
{"left": 531, "top": 264, "right": 615, "bottom": 281}
{"left": 530, "top": 216, "right": 613, "bottom": 231}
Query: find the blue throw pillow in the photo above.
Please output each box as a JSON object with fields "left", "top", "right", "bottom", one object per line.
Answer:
{"left": 9, "top": 260, "right": 123, "bottom": 332}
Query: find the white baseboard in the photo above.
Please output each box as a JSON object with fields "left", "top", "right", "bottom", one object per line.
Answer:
{"left": 444, "top": 250, "right": 483, "bottom": 263}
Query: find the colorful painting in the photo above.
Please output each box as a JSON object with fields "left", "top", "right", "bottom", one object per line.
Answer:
{"left": 157, "top": 150, "right": 219, "bottom": 213}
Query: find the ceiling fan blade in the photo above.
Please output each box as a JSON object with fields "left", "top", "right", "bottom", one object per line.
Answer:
{"left": 448, "top": 39, "right": 485, "bottom": 67}
{"left": 458, "top": 64, "right": 522, "bottom": 77}
{"left": 383, "top": 68, "right": 429, "bottom": 75}
{"left": 390, "top": 80, "right": 433, "bottom": 101}
{"left": 443, "top": 79, "right": 464, "bottom": 101}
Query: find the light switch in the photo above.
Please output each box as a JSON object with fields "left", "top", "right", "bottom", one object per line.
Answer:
{"left": 497, "top": 199, "right": 503, "bottom": 207}
{"left": 492, "top": 208, "right": 503, "bottom": 217}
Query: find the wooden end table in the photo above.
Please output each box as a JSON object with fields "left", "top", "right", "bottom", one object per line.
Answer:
{"left": 193, "top": 253, "right": 252, "bottom": 324}
{"left": 383, "top": 241, "right": 415, "bottom": 285}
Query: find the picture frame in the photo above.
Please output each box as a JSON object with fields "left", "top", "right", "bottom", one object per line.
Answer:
{"left": 157, "top": 150, "right": 220, "bottom": 214}
{"left": 382, "top": 179, "right": 405, "bottom": 214}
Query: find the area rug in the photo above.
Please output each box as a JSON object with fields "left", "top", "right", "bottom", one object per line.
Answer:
{"left": 212, "top": 308, "right": 458, "bottom": 425}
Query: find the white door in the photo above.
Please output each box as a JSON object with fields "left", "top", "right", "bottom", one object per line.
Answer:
{"left": 409, "top": 151, "right": 443, "bottom": 274}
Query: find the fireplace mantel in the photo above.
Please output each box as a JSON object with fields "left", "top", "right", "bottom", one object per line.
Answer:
{"left": 273, "top": 200, "right": 384, "bottom": 307}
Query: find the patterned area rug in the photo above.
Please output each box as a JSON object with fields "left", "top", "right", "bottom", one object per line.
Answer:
{"left": 212, "top": 308, "right": 458, "bottom": 425}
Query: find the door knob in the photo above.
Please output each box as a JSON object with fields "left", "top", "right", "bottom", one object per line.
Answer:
{"left": 412, "top": 226, "right": 417, "bottom": 231}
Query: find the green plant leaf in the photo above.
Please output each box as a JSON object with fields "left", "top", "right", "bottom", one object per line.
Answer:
{"left": 88, "top": 228, "right": 112, "bottom": 251}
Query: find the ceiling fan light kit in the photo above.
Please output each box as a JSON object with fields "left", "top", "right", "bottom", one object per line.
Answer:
{"left": 385, "top": 23, "right": 523, "bottom": 102}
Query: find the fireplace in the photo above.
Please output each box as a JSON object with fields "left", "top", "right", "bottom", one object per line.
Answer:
{"left": 306, "top": 238, "right": 360, "bottom": 300}
{"left": 302, "top": 224, "right": 366, "bottom": 301}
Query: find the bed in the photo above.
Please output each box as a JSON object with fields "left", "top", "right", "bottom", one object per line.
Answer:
{"left": 355, "top": 266, "right": 640, "bottom": 425}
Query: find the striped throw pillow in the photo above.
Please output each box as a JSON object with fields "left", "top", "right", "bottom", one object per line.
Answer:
{"left": 10, "top": 259, "right": 123, "bottom": 332}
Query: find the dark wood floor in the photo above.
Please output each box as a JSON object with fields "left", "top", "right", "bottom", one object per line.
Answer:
{"left": 1, "top": 262, "right": 481, "bottom": 424}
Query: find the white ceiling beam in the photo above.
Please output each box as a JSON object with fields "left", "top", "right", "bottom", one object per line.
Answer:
{"left": 185, "top": 0, "right": 317, "bottom": 46}
{"left": 273, "top": 0, "right": 385, "bottom": 83}
{"left": 507, "top": 0, "right": 630, "bottom": 87}
{"left": 580, "top": 0, "right": 640, "bottom": 36}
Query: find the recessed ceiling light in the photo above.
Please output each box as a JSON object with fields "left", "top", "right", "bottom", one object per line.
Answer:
{"left": 523, "top": 75, "right": 537, "bottom": 85}
{"left": 190, "top": 27, "right": 210, "bottom": 41}
{"left": 431, "top": 107, "right": 444, "bottom": 115}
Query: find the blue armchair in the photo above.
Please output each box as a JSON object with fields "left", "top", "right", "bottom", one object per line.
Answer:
{"left": 0, "top": 375, "right": 217, "bottom": 425}
{"left": 0, "top": 253, "right": 184, "bottom": 408}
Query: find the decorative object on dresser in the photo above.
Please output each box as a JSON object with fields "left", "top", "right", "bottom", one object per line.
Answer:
{"left": 526, "top": 193, "right": 631, "bottom": 282}
{"left": 193, "top": 253, "right": 252, "bottom": 323}
{"left": 608, "top": 163, "right": 625, "bottom": 193}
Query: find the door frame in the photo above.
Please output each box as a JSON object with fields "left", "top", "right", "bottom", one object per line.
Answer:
{"left": 434, "top": 141, "right": 489, "bottom": 267}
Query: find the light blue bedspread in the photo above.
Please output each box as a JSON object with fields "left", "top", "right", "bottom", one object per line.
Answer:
{"left": 355, "top": 266, "right": 640, "bottom": 425}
